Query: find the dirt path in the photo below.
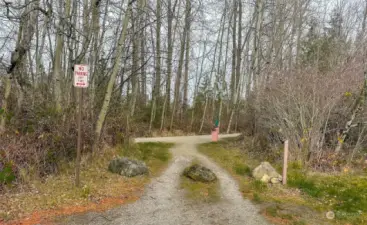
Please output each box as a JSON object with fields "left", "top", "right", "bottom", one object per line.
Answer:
{"left": 60, "top": 135, "right": 270, "bottom": 225}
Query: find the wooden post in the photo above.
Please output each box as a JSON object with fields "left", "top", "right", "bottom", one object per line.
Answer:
{"left": 73, "top": 64, "right": 88, "bottom": 187}
{"left": 75, "top": 88, "right": 83, "bottom": 187}
{"left": 282, "top": 140, "right": 289, "bottom": 185}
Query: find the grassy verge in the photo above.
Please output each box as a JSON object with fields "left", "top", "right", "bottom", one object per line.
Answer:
{"left": 180, "top": 162, "right": 220, "bottom": 203}
{"left": 198, "top": 139, "right": 367, "bottom": 225}
{"left": 287, "top": 169, "right": 367, "bottom": 224}
{"left": 0, "top": 142, "right": 173, "bottom": 224}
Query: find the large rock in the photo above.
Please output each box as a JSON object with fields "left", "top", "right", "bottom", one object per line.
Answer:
{"left": 183, "top": 164, "right": 217, "bottom": 183}
{"left": 108, "top": 157, "right": 149, "bottom": 177}
{"left": 252, "top": 162, "right": 282, "bottom": 183}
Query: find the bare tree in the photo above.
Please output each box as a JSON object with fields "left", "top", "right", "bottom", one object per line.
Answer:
{"left": 93, "top": 0, "right": 135, "bottom": 151}
{"left": 170, "top": 0, "right": 191, "bottom": 130}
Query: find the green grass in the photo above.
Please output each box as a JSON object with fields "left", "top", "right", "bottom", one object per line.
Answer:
{"left": 180, "top": 175, "right": 220, "bottom": 203}
{"left": 198, "top": 138, "right": 367, "bottom": 225}
{"left": 252, "top": 180, "right": 268, "bottom": 192}
{"left": 234, "top": 163, "right": 251, "bottom": 176}
{"left": 120, "top": 142, "right": 174, "bottom": 174}
{"left": 288, "top": 169, "right": 367, "bottom": 224}
{"left": 264, "top": 204, "right": 294, "bottom": 220}
{"left": 253, "top": 192, "right": 263, "bottom": 203}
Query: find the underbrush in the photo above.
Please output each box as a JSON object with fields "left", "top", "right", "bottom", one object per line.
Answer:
{"left": 0, "top": 106, "right": 94, "bottom": 188}
{"left": 198, "top": 138, "right": 367, "bottom": 225}
{"left": 0, "top": 142, "right": 173, "bottom": 223}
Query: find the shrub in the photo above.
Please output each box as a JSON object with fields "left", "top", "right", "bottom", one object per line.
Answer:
{"left": 253, "top": 63, "right": 365, "bottom": 164}
{"left": 0, "top": 157, "right": 16, "bottom": 186}
{"left": 233, "top": 163, "right": 251, "bottom": 176}
{"left": 253, "top": 192, "right": 263, "bottom": 203}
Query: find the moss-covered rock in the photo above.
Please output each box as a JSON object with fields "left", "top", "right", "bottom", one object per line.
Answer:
{"left": 252, "top": 162, "right": 282, "bottom": 183}
{"left": 108, "top": 157, "right": 149, "bottom": 177}
{"left": 183, "top": 164, "right": 217, "bottom": 183}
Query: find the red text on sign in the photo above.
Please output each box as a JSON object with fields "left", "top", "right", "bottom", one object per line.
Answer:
{"left": 75, "top": 71, "right": 88, "bottom": 76}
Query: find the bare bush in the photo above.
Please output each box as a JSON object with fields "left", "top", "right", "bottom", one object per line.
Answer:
{"left": 254, "top": 59, "right": 365, "bottom": 167}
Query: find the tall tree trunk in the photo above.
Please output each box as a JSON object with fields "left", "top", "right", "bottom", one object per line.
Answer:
{"left": 90, "top": 0, "right": 101, "bottom": 119}
{"left": 183, "top": 24, "right": 191, "bottom": 120}
{"left": 212, "top": 1, "right": 228, "bottom": 125}
{"left": 93, "top": 0, "right": 133, "bottom": 151}
{"left": 36, "top": 3, "right": 51, "bottom": 85}
{"left": 251, "top": 0, "right": 264, "bottom": 89}
{"left": 140, "top": 13, "right": 147, "bottom": 105}
{"left": 149, "top": 0, "right": 162, "bottom": 132}
{"left": 189, "top": 40, "right": 207, "bottom": 132}
{"left": 227, "top": 51, "right": 246, "bottom": 134}
{"left": 155, "top": 0, "right": 162, "bottom": 99}
{"left": 3, "top": 0, "right": 40, "bottom": 132}
{"left": 0, "top": 77, "right": 11, "bottom": 134}
{"left": 230, "top": 0, "right": 237, "bottom": 103}
{"left": 53, "top": 0, "right": 71, "bottom": 112}
{"left": 223, "top": 5, "right": 233, "bottom": 126}
{"left": 130, "top": 0, "right": 145, "bottom": 117}
{"left": 130, "top": 32, "right": 139, "bottom": 117}
{"left": 295, "top": 1, "right": 304, "bottom": 68}
{"left": 274, "top": 0, "right": 284, "bottom": 69}
{"left": 235, "top": 0, "right": 242, "bottom": 97}
{"left": 199, "top": 13, "right": 224, "bottom": 134}
{"left": 160, "top": 0, "right": 177, "bottom": 130}
{"left": 227, "top": 0, "right": 244, "bottom": 133}
{"left": 170, "top": 0, "right": 190, "bottom": 130}
{"left": 288, "top": 0, "right": 298, "bottom": 69}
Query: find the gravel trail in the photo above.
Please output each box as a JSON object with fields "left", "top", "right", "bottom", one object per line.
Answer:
{"left": 60, "top": 134, "right": 270, "bottom": 225}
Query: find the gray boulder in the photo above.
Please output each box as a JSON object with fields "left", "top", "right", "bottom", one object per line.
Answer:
{"left": 252, "top": 162, "right": 282, "bottom": 183}
{"left": 108, "top": 157, "right": 149, "bottom": 177}
{"left": 183, "top": 164, "right": 217, "bottom": 183}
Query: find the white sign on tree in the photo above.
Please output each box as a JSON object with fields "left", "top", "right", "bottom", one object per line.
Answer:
{"left": 74, "top": 64, "right": 89, "bottom": 88}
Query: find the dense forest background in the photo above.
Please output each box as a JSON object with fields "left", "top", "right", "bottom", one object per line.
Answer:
{"left": 1, "top": 0, "right": 367, "bottom": 178}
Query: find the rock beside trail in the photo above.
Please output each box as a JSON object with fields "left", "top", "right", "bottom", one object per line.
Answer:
{"left": 183, "top": 164, "right": 217, "bottom": 183}
{"left": 252, "top": 162, "right": 282, "bottom": 184}
{"left": 270, "top": 177, "right": 281, "bottom": 184}
{"left": 108, "top": 157, "right": 149, "bottom": 177}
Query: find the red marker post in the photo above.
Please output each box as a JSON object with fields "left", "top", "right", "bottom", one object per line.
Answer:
{"left": 211, "top": 120, "right": 219, "bottom": 142}
{"left": 211, "top": 128, "right": 218, "bottom": 142}
{"left": 74, "top": 64, "right": 89, "bottom": 187}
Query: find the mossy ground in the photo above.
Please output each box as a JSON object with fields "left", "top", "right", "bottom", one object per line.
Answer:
{"left": 0, "top": 142, "right": 173, "bottom": 224}
{"left": 199, "top": 139, "right": 367, "bottom": 225}
{"left": 180, "top": 176, "right": 220, "bottom": 203}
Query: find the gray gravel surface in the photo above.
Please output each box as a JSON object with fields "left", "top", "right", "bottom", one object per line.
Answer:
{"left": 59, "top": 134, "right": 270, "bottom": 225}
